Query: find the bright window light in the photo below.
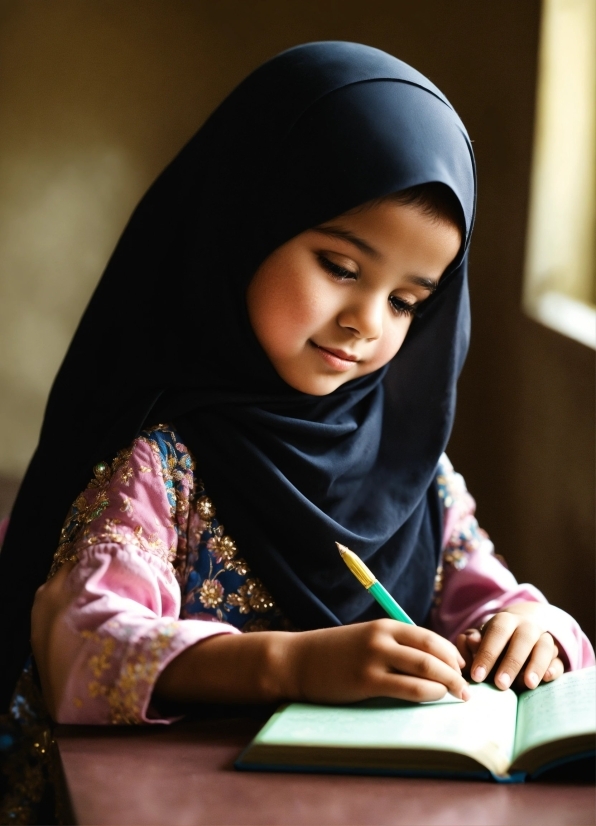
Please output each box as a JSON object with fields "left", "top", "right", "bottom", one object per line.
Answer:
{"left": 524, "top": 0, "right": 596, "bottom": 349}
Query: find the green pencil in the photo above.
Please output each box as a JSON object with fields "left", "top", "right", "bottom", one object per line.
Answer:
{"left": 336, "top": 542, "right": 415, "bottom": 625}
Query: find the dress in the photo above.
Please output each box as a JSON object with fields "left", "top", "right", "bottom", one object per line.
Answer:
{"left": 30, "top": 424, "right": 596, "bottom": 725}
{"left": 1, "top": 423, "right": 594, "bottom": 823}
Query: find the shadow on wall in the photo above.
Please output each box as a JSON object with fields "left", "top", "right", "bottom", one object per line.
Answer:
{"left": 0, "top": 0, "right": 593, "bottom": 641}
{"left": 0, "top": 478, "right": 18, "bottom": 521}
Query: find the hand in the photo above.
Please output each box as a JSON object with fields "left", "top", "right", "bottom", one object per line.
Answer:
{"left": 455, "top": 602, "right": 565, "bottom": 691}
{"left": 156, "top": 619, "right": 469, "bottom": 707}
{"left": 286, "top": 619, "right": 469, "bottom": 704}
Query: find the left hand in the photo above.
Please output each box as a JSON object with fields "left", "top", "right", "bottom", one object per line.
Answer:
{"left": 456, "top": 602, "right": 565, "bottom": 691}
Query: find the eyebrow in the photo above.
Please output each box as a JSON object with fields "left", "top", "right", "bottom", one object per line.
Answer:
{"left": 405, "top": 275, "right": 438, "bottom": 294}
{"left": 313, "top": 225, "right": 381, "bottom": 259}
{"left": 313, "top": 224, "right": 439, "bottom": 294}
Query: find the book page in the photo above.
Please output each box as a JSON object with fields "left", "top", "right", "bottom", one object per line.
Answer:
{"left": 256, "top": 683, "right": 518, "bottom": 773}
{"left": 514, "top": 667, "right": 596, "bottom": 759}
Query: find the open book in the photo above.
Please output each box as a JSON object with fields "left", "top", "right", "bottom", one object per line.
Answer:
{"left": 236, "top": 666, "right": 595, "bottom": 782}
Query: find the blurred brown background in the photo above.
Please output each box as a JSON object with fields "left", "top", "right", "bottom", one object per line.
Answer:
{"left": 0, "top": 0, "right": 593, "bottom": 641}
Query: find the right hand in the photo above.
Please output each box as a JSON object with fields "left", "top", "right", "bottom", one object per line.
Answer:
{"left": 283, "top": 619, "right": 469, "bottom": 704}
{"left": 155, "top": 619, "right": 469, "bottom": 706}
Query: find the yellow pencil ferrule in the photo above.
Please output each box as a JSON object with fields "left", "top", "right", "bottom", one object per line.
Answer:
{"left": 336, "top": 542, "right": 377, "bottom": 589}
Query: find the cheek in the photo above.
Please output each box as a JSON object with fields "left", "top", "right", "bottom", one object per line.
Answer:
{"left": 250, "top": 270, "right": 321, "bottom": 356}
{"left": 367, "top": 320, "right": 412, "bottom": 371}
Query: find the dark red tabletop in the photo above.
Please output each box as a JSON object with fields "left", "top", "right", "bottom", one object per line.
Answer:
{"left": 55, "top": 717, "right": 596, "bottom": 826}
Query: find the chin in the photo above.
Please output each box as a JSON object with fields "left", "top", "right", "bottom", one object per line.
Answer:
{"left": 284, "top": 374, "right": 350, "bottom": 396}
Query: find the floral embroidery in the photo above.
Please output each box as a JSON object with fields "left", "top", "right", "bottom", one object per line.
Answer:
{"left": 226, "top": 578, "right": 276, "bottom": 614}
{"left": 139, "top": 427, "right": 285, "bottom": 629}
{"left": 85, "top": 518, "right": 176, "bottom": 566}
{"left": 56, "top": 423, "right": 285, "bottom": 632}
{"left": 49, "top": 447, "right": 134, "bottom": 578}
{"left": 43, "top": 424, "right": 289, "bottom": 743}
{"left": 139, "top": 424, "right": 195, "bottom": 577}
{"left": 196, "top": 495, "right": 216, "bottom": 522}
{"left": 0, "top": 659, "right": 55, "bottom": 825}
{"left": 120, "top": 495, "right": 133, "bottom": 516}
{"left": 436, "top": 453, "right": 467, "bottom": 511}
{"left": 198, "top": 579, "right": 224, "bottom": 608}
{"left": 433, "top": 453, "right": 501, "bottom": 605}
{"left": 81, "top": 622, "right": 179, "bottom": 725}
{"left": 181, "top": 478, "right": 284, "bottom": 630}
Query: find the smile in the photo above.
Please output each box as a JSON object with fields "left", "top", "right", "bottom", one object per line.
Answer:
{"left": 310, "top": 342, "right": 359, "bottom": 372}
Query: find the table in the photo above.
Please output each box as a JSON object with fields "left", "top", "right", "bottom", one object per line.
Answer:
{"left": 55, "top": 716, "right": 595, "bottom": 826}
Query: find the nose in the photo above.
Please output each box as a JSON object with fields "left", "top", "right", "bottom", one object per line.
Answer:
{"left": 338, "top": 293, "right": 384, "bottom": 340}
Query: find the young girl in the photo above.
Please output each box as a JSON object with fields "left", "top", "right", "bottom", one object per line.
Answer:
{"left": 1, "top": 43, "right": 593, "bottom": 733}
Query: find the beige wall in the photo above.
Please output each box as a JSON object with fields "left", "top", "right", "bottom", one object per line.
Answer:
{"left": 1, "top": 1, "right": 593, "bottom": 639}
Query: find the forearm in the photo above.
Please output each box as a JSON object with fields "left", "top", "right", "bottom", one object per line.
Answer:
{"left": 153, "top": 630, "right": 296, "bottom": 704}
{"left": 155, "top": 620, "right": 471, "bottom": 707}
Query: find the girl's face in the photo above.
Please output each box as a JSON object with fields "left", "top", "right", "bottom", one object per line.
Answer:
{"left": 246, "top": 199, "right": 462, "bottom": 395}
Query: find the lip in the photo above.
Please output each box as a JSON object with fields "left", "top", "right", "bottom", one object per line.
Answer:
{"left": 310, "top": 342, "right": 360, "bottom": 372}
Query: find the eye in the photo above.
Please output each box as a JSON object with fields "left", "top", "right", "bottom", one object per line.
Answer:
{"left": 389, "top": 295, "right": 417, "bottom": 318}
{"left": 317, "top": 254, "right": 357, "bottom": 281}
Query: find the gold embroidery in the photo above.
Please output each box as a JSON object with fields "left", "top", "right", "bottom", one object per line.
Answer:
{"left": 119, "top": 495, "right": 133, "bottom": 516}
{"left": 190, "top": 491, "right": 277, "bottom": 619}
{"left": 85, "top": 521, "right": 176, "bottom": 566}
{"left": 196, "top": 495, "right": 216, "bottom": 522}
{"left": 432, "top": 563, "right": 444, "bottom": 606}
{"left": 119, "top": 467, "right": 134, "bottom": 486}
{"left": 49, "top": 447, "right": 133, "bottom": 578}
{"left": 82, "top": 631, "right": 116, "bottom": 678}
{"left": 443, "top": 548, "right": 467, "bottom": 569}
{"left": 198, "top": 579, "right": 224, "bottom": 608}
{"left": 227, "top": 578, "right": 276, "bottom": 614}
{"left": 436, "top": 473, "right": 454, "bottom": 508}
{"left": 0, "top": 662, "right": 55, "bottom": 826}
{"left": 210, "top": 534, "right": 243, "bottom": 572}
{"left": 81, "top": 623, "right": 178, "bottom": 724}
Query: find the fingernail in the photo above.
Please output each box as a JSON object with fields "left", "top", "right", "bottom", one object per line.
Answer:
{"left": 473, "top": 666, "right": 486, "bottom": 682}
{"left": 544, "top": 668, "right": 552, "bottom": 680}
{"left": 461, "top": 686, "right": 471, "bottom": 702}
{"left": 498, "top": 672, "right": 511, "bottom": 689}
{"left": 527, "top": 671, "right": 539, "bottom": 688}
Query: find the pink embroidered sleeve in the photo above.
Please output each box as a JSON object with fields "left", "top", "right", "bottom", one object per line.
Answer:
{"left": 31, "top": 436, "right": 239, "bottom": 726}
{"left": 430, "top": 455, "right": 595, "bottom": 671}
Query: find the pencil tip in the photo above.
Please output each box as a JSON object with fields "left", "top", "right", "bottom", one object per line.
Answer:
{"left": 335, "top": 542, "right": 348, "bottom": 556}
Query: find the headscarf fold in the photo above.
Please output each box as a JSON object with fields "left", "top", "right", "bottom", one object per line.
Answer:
{"left": 0, "top": 42, "right": 476, "bottom": 709}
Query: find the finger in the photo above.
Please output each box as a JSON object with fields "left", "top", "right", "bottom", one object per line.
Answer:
{"left": 492, "top": 623, "right": 545, "bottom": 690}
{"left": 455, "top": 633, "right": 476, "bottom": 670}
{"left": 520, "top": 634, "right": 558, "bottom": 689}
{"left": 393, "top": 624, "right": 464, "bottom": 673}
{"left": 543, "top": 656, "right": 565, "bottom": 683}
{"left": 456, "top": 633, "right": 470, "bottom": 661}
{"left": 471, "top": 614, "right": 518, "bottom": 683}
{"left": 374, "top": 672, "right": 450, "bottom": 704}
{"left": 391, "top": 645, "right": 469, "bottom": 700}
{"left": 464, "top": 629, "right": 482, "bottom": 656}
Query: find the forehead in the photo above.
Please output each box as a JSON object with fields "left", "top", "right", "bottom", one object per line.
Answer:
{"left": 312, "top": 199, "right": 462, "bottom": 266}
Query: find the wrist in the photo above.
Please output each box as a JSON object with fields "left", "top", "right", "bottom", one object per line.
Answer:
{"left": 498, "top": 601, "right": 548, "bottom": 624}
{"left": 263, "top": 631, "right": 303, "bottom": 702}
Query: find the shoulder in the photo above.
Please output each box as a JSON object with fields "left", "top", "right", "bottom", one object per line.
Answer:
{"left": 136, "top": 424, "right": 195, "bottom": 491}
{"left": 49, "top": 424, "right": 195, "bottom": 578}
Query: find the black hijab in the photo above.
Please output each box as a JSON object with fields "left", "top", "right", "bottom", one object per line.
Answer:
{"left": 0, "top": 42, "right": 476, "bottom": 710}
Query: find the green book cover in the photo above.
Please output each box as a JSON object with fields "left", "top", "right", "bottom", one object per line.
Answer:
{"left": 236, "top": 666, "right": 595, "bottom": 782}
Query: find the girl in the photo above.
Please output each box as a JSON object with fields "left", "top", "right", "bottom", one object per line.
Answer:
{"left": 1, "top": 43, "right": 593, "bottom": 732}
